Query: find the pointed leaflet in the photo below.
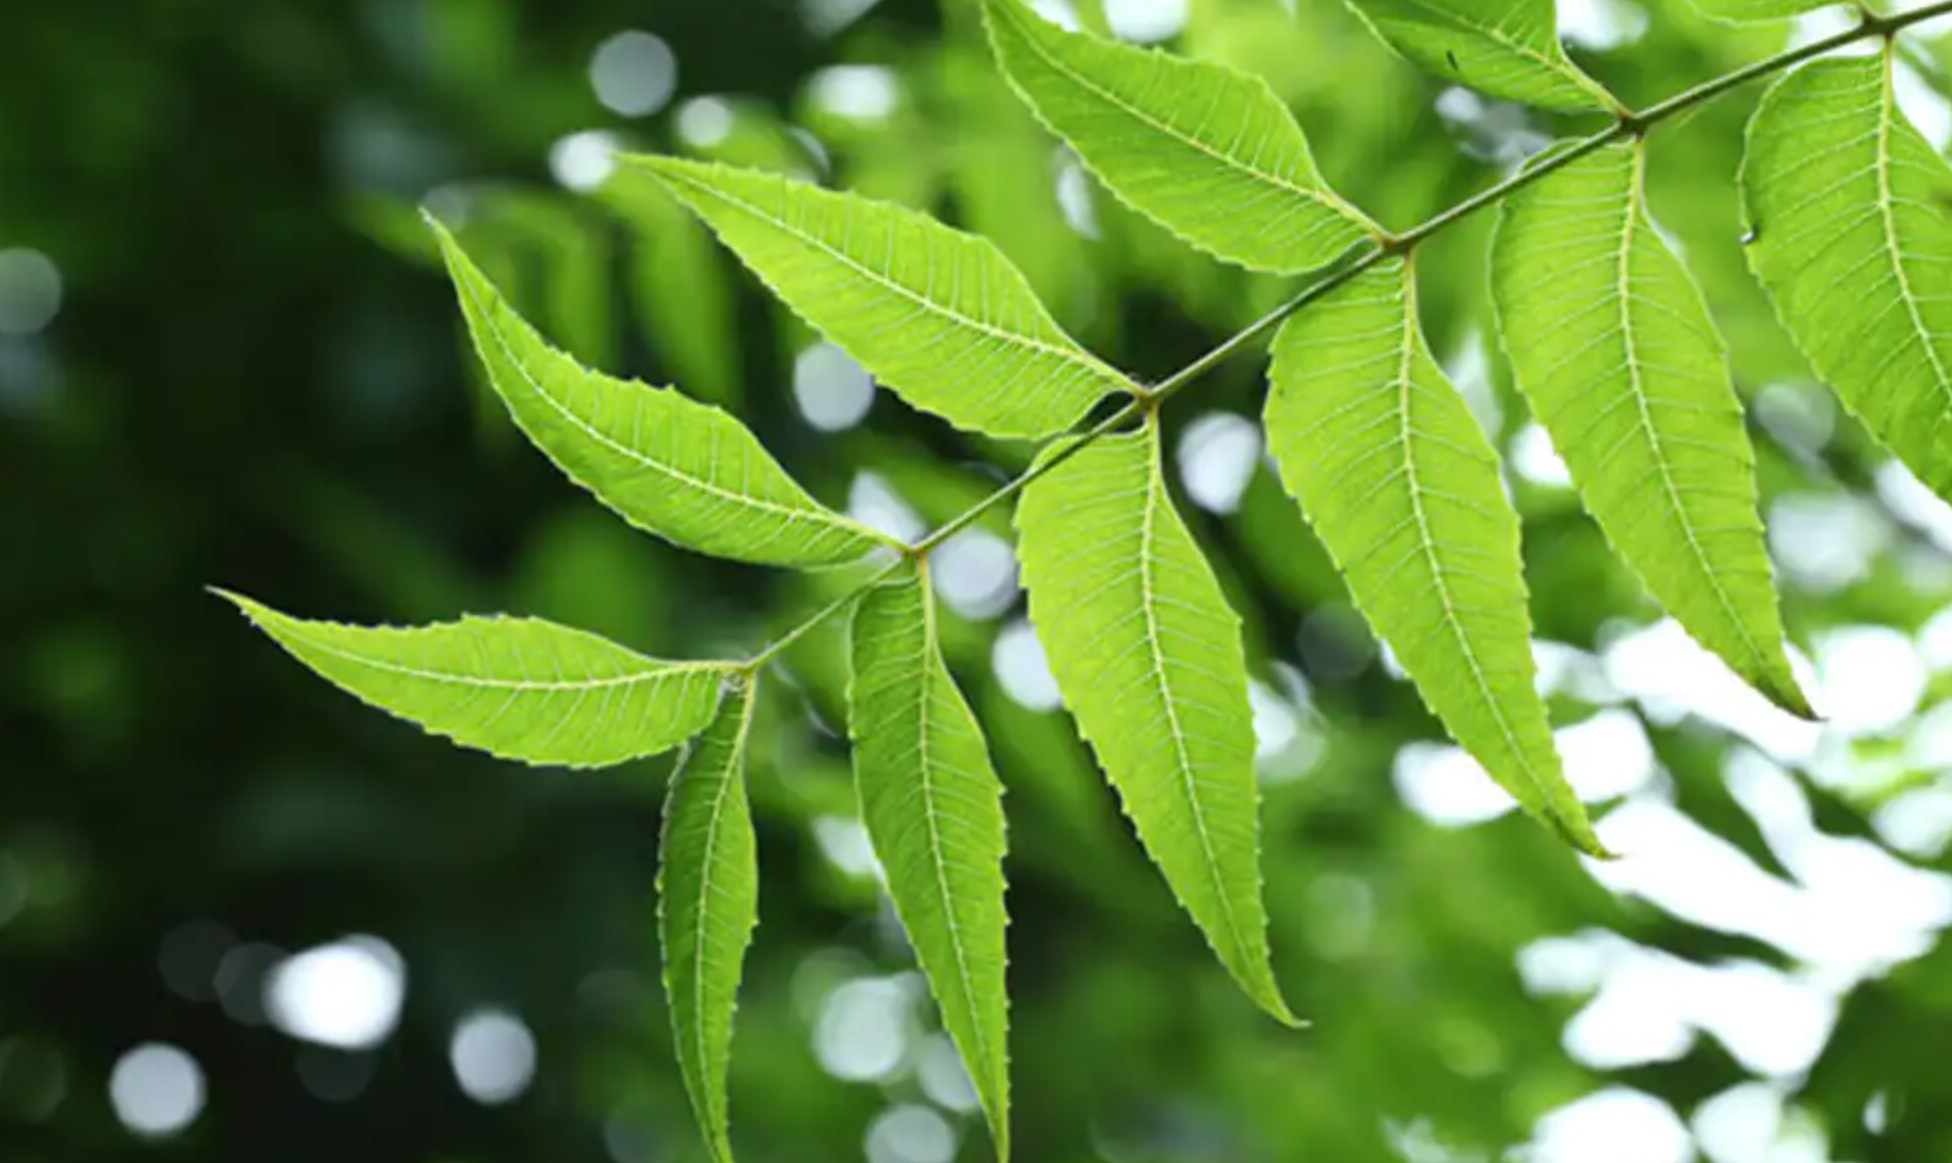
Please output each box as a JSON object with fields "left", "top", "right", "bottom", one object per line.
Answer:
{"left": 1743, "top": 51, "right": 1952, "bottom": 500}
{"left": 660, "top": 676, "right": 760, "bottom": 1163}
{"left": 634, "top": 155, "right": 1128, "bottom": 439}
{"left": 1492, "top": 142, "right": 1811, "bottom": 717}
{"left": 430, "top": 220, "right": 891, "bottom": 568}
{"left": 1266, "top": 260, "right": 1604, "bottom": 855}
{"left": 220, "top": 592, "right": 729, "bottom": 767}
{"left": 1345, "top": 0, "right": 1617, "bottom": 112}
{"left": 982, "top": 0, "right": 1376, "bottom": 273}
{"left": 847, "top": 570, "right": 1010, "bottom": 1158}
{"left": 1016, "top": 423, "right": 1296, "bottom": 1022}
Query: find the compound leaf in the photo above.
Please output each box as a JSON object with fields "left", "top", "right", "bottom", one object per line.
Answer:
{"left": 1493, "top": 141, "right": 1811, "bottom": 717}
{"left": 1016, "top": 423, "right": 1296, "bottom": 1024}
{"left": 983, "top": 0, "right": 1376, "bottom": 273}
{"left": 660, "top": 676, "right": 761, "bottom": 1163}
{"left": 220, "top": 592, "right": 730, "bottom": 767}
{"left": 1266, "top": 259, "right": 1604, "bottom": 855}
{"left": 1743, "top": 50, "right": 1952, "bottom": 500}
{"left": 1345, "top": 0, "right": 1617, "bottom": 112}
{"left": 634, "top": 155, "right": 1128, "bottom": 439}
{"left": 431, "top": 219, "right": 890, "bottom": 569}
{"left": 848, "top": 571, "right": 1011, "bottom": 1158}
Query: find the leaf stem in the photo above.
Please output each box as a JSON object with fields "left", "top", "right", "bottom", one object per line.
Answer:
{"left": 742, "top": 0, "right": 1952, "bottom": 665}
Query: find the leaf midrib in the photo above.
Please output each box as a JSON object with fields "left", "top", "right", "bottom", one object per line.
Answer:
{"left": 688, "top": 682, "right": 753, "bottom": 1157}
{"left": 654, "top": 163, "right": 1124, "bottom": 391}
{"left": 279, "top": 622, "right": 726, "bottom": 692}
{"left": 1613, "top": 143, "right": 1775, "bottom": 680}
{"left": 997, "top": 1, "right": 1370, "bottom": 229}
{"left": 1136, "top": 427, "right": 1253, "bottom": 974}
{"left": 1873, "top": 50, "right": 1952, "bottom": 432}
{"left": 457, "top": 265, "right": 885, "bottom": 546}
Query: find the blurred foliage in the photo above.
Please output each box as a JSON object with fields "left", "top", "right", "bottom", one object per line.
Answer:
{"left": 6, "top": 1, "right": 1952, "bottom": 1161}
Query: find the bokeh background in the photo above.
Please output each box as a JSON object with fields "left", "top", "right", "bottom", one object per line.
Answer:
{"left": 8, "top": 0, "right": 1952, "bottom": 1160}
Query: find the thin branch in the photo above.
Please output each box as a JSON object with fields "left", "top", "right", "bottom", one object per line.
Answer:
{"left": 740, "top": 0, "right": 1952, "bottom": 666}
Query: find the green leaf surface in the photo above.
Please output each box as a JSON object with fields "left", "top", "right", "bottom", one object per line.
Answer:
{"left": 1743, "top": 50, "right": 1952, "bottom": 499}
{"left": 431, "top": 220, "right": 890, "bottom": 568}
{"left": 1016, "top": 423, "right": 1296, "bottom": 1023}
{"left": 660, "top": 677, "right": 761, "bottom": 1163}
{"left": 847, "top": 570, "right": 1011, "bottom": 1158}
{"left": 220, "top": 592, "right": 731, "bottom": 767}
{"left": 1266, "top": 259, "right": 1605, "bottom": 855}
{"left": 983, "top": 0, "right": 1376, "bottom": 273}
{"left": 1493, "top": 141, "right": 1811, "bottom": 717}
{"left": 1345, "top": 0, "right": 1617, "bottom": 112}
{"left": 634, "top": 155, "right": 1128, "bottom": 439}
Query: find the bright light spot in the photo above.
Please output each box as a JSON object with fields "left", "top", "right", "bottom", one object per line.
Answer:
{"left": 589, "top": 30, "right": 677, "bottom": 117}
{"left": 802, "top": 0, "right": 885, "bottom": 36}
{"left": 848, "top": 472, "right": 926, "bottom": 544}
{"left": 265, "top": 936, "right": 406, "bottom": 1050}
{"left": 1055, "top": 156, "right": 1100, "bottom": 239}
{"left": 1875, "top": 784, "right": 1952, "bottom": 859}
{"left": 810, "top": 65, "right": 899, "bottom": 120}
{"left": 916, "top": 1035, "right": 980, "bottom": 1113}
{"left": 1444, "top": 328, "right": 1502, "bottom": 436}
{"left": 1769, "top": 493, "right": 1889, "bottom": 594}
{"left": 1249, "top": 679, "right": 1298, "bottom": 763}
{"left": 932, "top": 530, "right": 1018, "bottom": 620}
{"left": 812, "top": 815, "right": 883, "bottom": 880}
{"left": 677, "top": 97, "right": 736, "bottom": 147}
{"left": 814, "top": 977, "right": 911, "bottom": 1082}
{"left": 1557, "top": 0, "right": 1649, "bottom": 50}
{"left": 1534, "top": 639, "right": 1620, "bottom": 703}
{"left": 1511, "top": 422, "right": 1573, "bottom": 487}
{"left": 1753, "top": 383, "right": 1834, "bottom": 456}
{"left": 1693, "top": 1083, "right": 1783, "bottom": 1163}
{"left": 0, "top": 249, "right": 62, "bottom": 337}
{"left": 549, "top": 130, "right": 620, "bottom": 192}
{"left": 449, "top": 1009, "right": 536, "bottom": 1105}
{"left": 993, "top": 619, "right": 1062, "bottom": 712}
{"left": 1029, "top": 0, "right": 1082, "bottom": 31}
{"left": 1532, "top": 1088, "right": 1691, "bottom": 1163}
{"left": 1104, "top": 0, "right": 1187, "bottom": 41}
{"left": 1563, "top": 954, "right": 1695, "bottom": 1069}
{"left": 1518, "top": 930, "right": 1613, "bottom": 996}
{"left": 1177, "top": 412, "right": 1261, "bottom": 514}
{"left": 793, "top": 342, "right": 875, "bottom": 432}
{"left": 1393, "top": 711, "right": 1653, "bottom": 827}
{"left": 866, "top": 1103, "right": 958, "bottom": 1163}
{"left": 1895, "top": 57, "right": 1952, "bottom": 148}
{"left": 1813, "top": 626, "right": 1924, "bottom": 736}
{"left": 1876, "top": 460, "right": 1952, "bottom": 554}
{"left": 109, "top": 1044, "right": 204, "bottom": 1139}
{"left": 1603, "top": 619, "right": 1820, "bottom": 761}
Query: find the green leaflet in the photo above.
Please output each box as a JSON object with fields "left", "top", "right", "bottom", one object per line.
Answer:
{"left": 660, "top": 676, "right": 761, "bottom": 1163}
{"left": 1345, "top": 0, "right": 1618, "bottom": 112}
{"left": 982, "top": 0, "right": 1377, "bottom": 273}
{"left": 1015, "top": 423, "right": 1296, "bottom": 1024}
{"left": 1266, "top": 260, "right": 1605, "bottom": 856}
{"left": 1688, "top": 0, "right": 1837, "bottom": 19}
{"left": 847, "top": 570, "right": 1011, "bottom": 1158}
{"left": 1743, "top": 50, "right": 1952, "bottom": 500}
{"left": 219, "top": 592, "right": 730, "bottom": 767}
{"left": 431, "top": 220, "right": 891, "bottom": 569}
{"left": 633, "top": 155, "right": 1129, "bottom": 439}
{"left": 1493, "top": 142, "right": 1811, "bottom": 718}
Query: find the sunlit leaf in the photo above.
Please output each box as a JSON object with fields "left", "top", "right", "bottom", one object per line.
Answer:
{"left": 1344, "top": 0, "right": 1618, "bottom": 112}
{"left": 1493, "top": 141, "right": 1811, "bottom": 717}
{"left": 1743, "top": 50, "right": 1952, "bottom": 499}
{"left": 220, "top": 591, "right": 730, "bottom": 767}
{"left": 1016, "top": 422, "right": 1297, "bottom": 1022}
{"left": 983, "top": 0, "right": 1377, "bottom": 273}
{"left": 847, "top": 570, "right": 1011, "bottom": 1158}
{"left": 660, "top": 676, "right": 761, "bottom": 1163}
{"left": 634, "top": 155, "right": 1128, "bottom": 439}
{"left": 432, "top": 219, "right": 893, "bottom": 568}
{"left": 1688, "top": 0, "right": 1839, "bottom": 20}
{"left": 1266, "top": 259, "right": 1605, "bottom": 855}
